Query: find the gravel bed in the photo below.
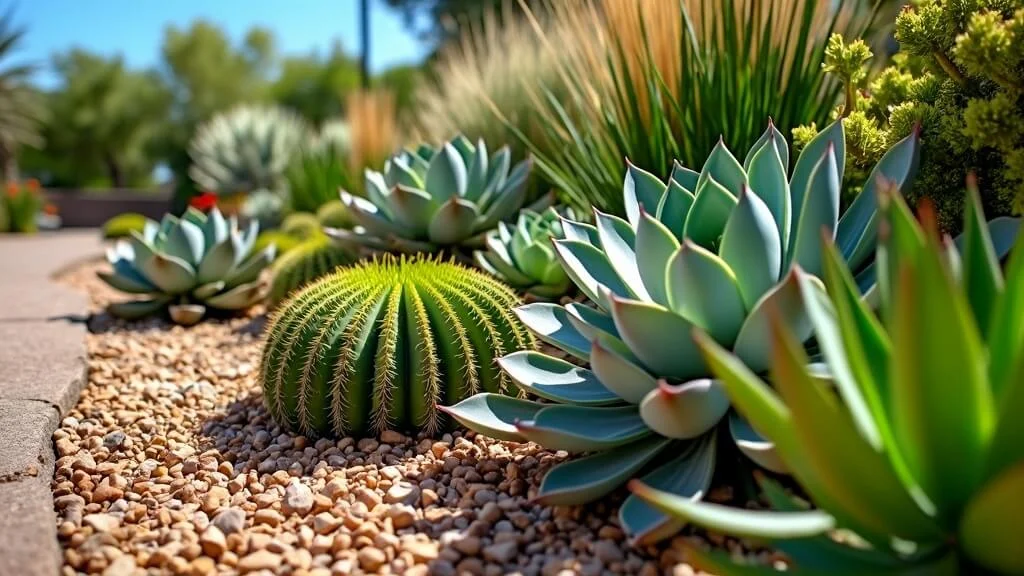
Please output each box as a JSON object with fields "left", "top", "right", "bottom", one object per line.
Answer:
{"left": 51, "top": 260, "right": 757, "bottom": 576}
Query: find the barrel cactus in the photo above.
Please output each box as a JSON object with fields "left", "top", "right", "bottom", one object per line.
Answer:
{"left": 260, "top": 255, "right": 536, "bottom": 437}
{"left": 474, "top": 206, "right": 574, "bottom": 299}
{"left": 328, "top": 134, "right": 538, "bottom": 253}
{"left": 316, "top": 199, "right": 353, "bottom": 230}
{"left": 280, "top": 212, "right": 322, "bottom": 239}
{"left": 189, "top": 105, "right": 310, "bottom": 197}
{"left": 443, "top": 119, "right": 925, "bottom": 544}
{"left": 267, "top": 234, "right": 355, "bottom": 308}
{"left": 98, "top": 207, "right": 275, "bottom": 325}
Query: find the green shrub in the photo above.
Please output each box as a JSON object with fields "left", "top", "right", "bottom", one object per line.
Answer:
{"left": 266, "top": 234, "right": 354, "bottom": 308}
{"left": 285, "top": 138, "right": 356, "bottom": 214}
{"left": 101, "top": 213, "right": 148, "bottom": 240}
{"left": 260, "top": 255, "right": 535, "bottom": 437}
{"left": 2, "top": 181, "right": 43, "bottom": 233}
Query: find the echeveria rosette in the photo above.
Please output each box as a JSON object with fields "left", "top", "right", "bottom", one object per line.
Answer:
{"left": 328, "top": 134, "right": 542, "bottom": 253}
{"left": 442, "top": 118, "right": 924, "bottom": 545}
{"left": 629, "top": 183, "right": 1023, "bottom": 575}
{"left": 474, "top": 206, "right": 575, "bottom": 299}
{"left": 98, "top": 207, "right": 275, "bottom": 326}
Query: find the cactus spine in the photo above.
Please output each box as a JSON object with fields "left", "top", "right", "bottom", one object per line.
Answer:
{"left": 267, "top": 234, "right": 354, "bottom": 308}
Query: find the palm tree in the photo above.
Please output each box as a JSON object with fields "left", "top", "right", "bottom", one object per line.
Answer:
{"left": 0, "top": 7, "right": 44, "bottom": 183}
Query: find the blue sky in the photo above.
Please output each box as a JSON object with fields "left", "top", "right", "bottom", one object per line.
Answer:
{"left": 16, "top": 0, "right": 430, "bottom": 89}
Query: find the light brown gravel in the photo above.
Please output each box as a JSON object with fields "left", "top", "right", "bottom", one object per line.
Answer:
{"left": 52, "top": 260, "right": 771, "bottom": 575}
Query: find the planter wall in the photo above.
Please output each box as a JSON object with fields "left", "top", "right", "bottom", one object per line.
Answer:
{"left": 44, "top": 189, "right": 171, "bottom": 228}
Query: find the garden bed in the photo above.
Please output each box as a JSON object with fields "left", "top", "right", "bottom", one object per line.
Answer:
{"left": 51, "top": 260, "right": 770, "bottom": 576}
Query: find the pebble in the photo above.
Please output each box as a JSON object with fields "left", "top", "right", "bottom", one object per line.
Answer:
{"left": 212, "top": 508, "right": 246, "bottom": 535}
{"left": 283, "top": 480, "right": 314, "bottom": 515}
{"left": 483, "top": 540, "right": 518, "bottom": 564}
{"left": 357, "top": 547, "right": 387, "bottom": 571}
{"left": 237, "top": 549, "right": 281, "bottom": 573}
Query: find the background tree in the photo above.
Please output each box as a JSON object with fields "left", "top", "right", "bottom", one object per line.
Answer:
{"left": 270, "top": 43, "right": 362, "bottom": 126}
{"left": 0, "top": 7, "right": 45, "bottom": 183}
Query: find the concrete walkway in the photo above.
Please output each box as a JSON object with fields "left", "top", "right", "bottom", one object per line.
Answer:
{"left": 0, "top": 230, "right": 103, "bottom": 576}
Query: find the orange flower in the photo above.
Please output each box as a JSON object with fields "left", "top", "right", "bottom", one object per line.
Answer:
{"left": 5, "top": 183, "right": 18, "bottom": 198}
{"left": 43, "top": 203, "right": 58, "bottom": 215}
{"left": 26, "top": 178, "right": 40, "bottom": 193}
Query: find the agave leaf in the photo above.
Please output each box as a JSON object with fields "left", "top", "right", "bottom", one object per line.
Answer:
{"left": 696, "top": 139, "right": 746, "bottom": 196}
{"left": 552, "top": 239, "right": 632, "bottom": 308}
{"left": 959, "top": 462, "right": 1024, "bottom": 574}
{"left": 440, "top": 393, "right": 545, "bottom": 442}
{"left": 517, "top": 243, "right": 556, "bottom": 279}
{"left": 343, "top": 191, "right": 408, "bottom": 239}
{"left": 635, "top": 210, "right": 680, "bottom": 307}
{"left": 589, "top": 340, "right": 658, "bottom": 404}
{"left": 479, "top": 158, "right": 531, "bottom": 224}
{"left": 363, "top": 171, "right": 396, "bottom": 218}
{"left": 533, "top": 436, "right": 670, "bottom": 506}
{"left": 203, "top": 279, "right": 263, "bottom": 310}
{"left": 682, "top": 176, "right": 738, "bottom": 248}
{"left": 107, "top": 296, "right": 172, "bottom": 320}
{"left": 639, "top": 379, "right": 729, "bottom": 439}
{"left": 837, "top": 128, "right": 921, "bottom": 271}
{"left": 427, "top": 197, "right": 480, "bottom": 245}
{"left": 655, "top": 180, "right": 695, "bottom": 239}
{"left": 564, "top": 300, "right": 638, "bottom": 362}
{"left": 196, "top": 237, "right": 238, "bottom": 285}
{"left": 234, "top": 220, "right": 259, "bottom": 265}
{"left": 136, "top": 251, "right": 196, "bottom": 295}
{"left": 515, "top": 404, "right": 652, "bottom": 452}
{"left": 497, "top": 351, "right": 620, "bottom": 406}
{"left": 745, "top": 132, "right": 791, "bottom": 249}
{"left": 669, "top": 160, "right": 699, "bottom": 192}
{"left": 463, "top": 139, "right": 489, "bottom": 201}
{"left": 475, "top": 248, "right": 534, "bottom": 286}
{"left": 620, "top": 434, "right": 716, "bottom": 546}
{"left": 386, "top": 156, "right": 425, "bottom": 189}
{"left": 960, "top": 183, "right": 1004, "bottom": 340}
{"left": 733, "top": 269, "right": 820, "bottom": 374}
{"left": 559, "top": 217, "right": 601, "bottom": 244}
{"left": 514, "top": 303, "right": 591, "bottom": 360}
{"left": 390, "top": 185, "right": 437, "bottom": 231}
{"left": 666, "top": 240, "right": 746, "bottom": 346}
{"left": 425, "top": 143, "right": 467, "bottom": 201}
{"left": 624, "top": 161, "right": 668, "bottom": 227}
{"left": 743, "top": 120, "right": 789, "bottom": 173}
{"left": 202, "top": 208, "right": 228, "bottom": 248}
{"left": 985, "top": 262, "right": 1024, "bottom": 481}
{"left": 789, "top": 145, "right": 841, "bottom": 276}
{"left": 789, "top": 120, "right": 845, "bottom": 253}
{"left": 594, "top": 209, "right": 651, "bottom": 300}
{"left": 482, "top": 145, "right": 511, "bottom": 196}
{"left": 192, "top": 280, "right": 226, "bottom": 300}
{"left": 97, "top": 263, "right": 156, "bottom": 294}
{"left": 165, "top": 219, "right": 205, "bottom": 266}
{"left": 720, "top": 187, "right": 783, "bottom": 310}
{"left": 225, "top": 246, "right": 274, "bottom": 289}
{"left": 729, "top": 412, "right": 786, "bottom": 474}
{"left": 609, "top": 296, "right": 706, "bottom": 380}
{"left": 449, "top": 134, "right": 474, "bottom": 168}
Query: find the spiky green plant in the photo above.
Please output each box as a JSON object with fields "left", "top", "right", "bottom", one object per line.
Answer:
{"left": 630, "top": 183, "right": 1023, "bottom": 575}
{"left": 474, "top": 206, "right": 574, "bottom": 299}
{"left": 267, "top": 234, "right": 354, "bottom": 308}
{"left": 443, "top": 118, "right": 926, "bottom": 544}
{"left": 316, "top": 199, "right": 353, "bottom": 230}
{"left": 102, "top": 212, "right": 148, "bottom": 240}
{"left": 328, "top": 134, "right": 538, "bottom": 253}
{"left": 98, "top": 207, "right": 274, "bottom": 325}
{"left": 286, "top": 136, "right": 356, "bottom": 214}
{"left": 260, "top": 255, "right": 536, "bottom": 437}
{"left": 188, "top": 105, "right": 310, "bottom": 197}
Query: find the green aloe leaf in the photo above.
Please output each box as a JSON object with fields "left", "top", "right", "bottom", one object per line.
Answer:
{"left": 475, "top": 247, "right": 534, "bottom": 286}
{"left": 959, "top": 462, "right": 1024, "bottom": 574}
{"left": 515, "top": 404, "right": 652, "bottom": 452}
{"left": 667, "top": 240, "right": 747, "bottom": 346}
{"left": 427, "top": 197, "right": 480, "bottom": 245}
{"left": 696, "top": 138, "right": 746, "bottom": 196}
{"left": 514, "top": 303, "right": 591, "bottom": 361}
{"left": 565, "top": 301, "right": 638, "bottom": 362}
{"left": 789, "top": 144, "right": 841, "bottom": 276}
{"left": 386, "top": 156, "right": 425, "bottom": 189}
{"left": 983, "top": 220, "right": 1024, "bottom": 394}
{"left": 669, "top": 160, "right": 699, "bottom": 193}
{"left": 960, "top": 182, "right": 1003, "bottom": 338}
{"left": 464, "top": 138, "right": 489, "bottom": 200}
{"left": 165, "top": 219, "right": 205, "bottom": 266}
{"left": 364, "top": 171, "right": 397, "bottom": 219}
{"left": 390, "top": 185, "right": 437, "bottom": 231}
{"left": 440, "top": 393, "right": 544, "bottom": 442}
{"left": 589, "top": 340, "right": 658, "bottom": 404}
{"left": 745, "top": 130, "right": 791, "bottom": 249}
{"left": 743, "top": 120, "right": 789, "bottom": 173}
{"left": 635, "top": 210, "right": 680, "bottom": 307}
{"left": 343, "top": 192, "right": 408, "bottom": 238}
{"left": 985, "top": 269, "right": 1024, "bottom": 482}
{"left": 638, "top": 379, "right": 729, "bottom": 440}
{"left": 594, "top": 209, "right": 651, "bottom": 300}
{"left": 619, "top": 434, "right": 716, "bottom": 546}
{"left": 732, "top": 269, "right": 819, "bottom": 373}
{"left": 482, "top": 146, "right": 511, "bottom": 196}
{"left": 789, "top": 120, "right": 845, "bottom": 251}
{"left": 224, "top": 246, "right": 274, "bottom": 288}
{"left": 97, "top": 262, "right": 156, "bottom": 294}
{"left": 425, "top": 142, "right": 468, "bottom": 200}
{"left": 479, "top": 159, "right": 531, "bottom": 222}
{"left": 533, "top": 436, "right": 670, "bottom": 506}
{"left": 729, "top": 413, "right": 786, "bottom": 474}
{"left": 497, "top": 351, "right": 620, "bottom": 406}
{"left": 623, "top": 161, "right": 668, "bottom": 227}
{"left": 552, "top": 239, "right": 632, "bottom": 308}
{"left": 202, "top": 208, "right": 228, "bottom": 248}
{"left": 196, "top": 237, "right": 238, "bottom": 285}
{"left": 107, "top": 296, "right": 172, "bottom": 320}
{"left": 192, "top": 281, "right": 225, "bottom": 300}
{"left": 560, "top": 217, "right": 600, "bottom": 244}
{"left": 682, "top": 176, "right": 738, "bottom": 248}
{"left": 203, "top": 279, "right": 263, "bottom": 310}
{"left": 720, "top": 187, "right": 783, "bottom": 310}
{"left": 609, "top": 296, "right": 706, "bottom": 380}
{"left": 655, "top": 180, "right": 695, "bottom": 239}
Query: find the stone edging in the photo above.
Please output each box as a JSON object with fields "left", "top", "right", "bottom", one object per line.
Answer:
{"left": 0, "top": 231, "right": 104, "bottom": 576}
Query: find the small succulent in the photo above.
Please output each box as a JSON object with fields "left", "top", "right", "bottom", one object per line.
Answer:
{"left": 630, "top": 183, "right": 1023, "bottom": 575}
{"left": 443, "top": 119, "right": 924, "bottom": 544}
{"left": 98, "top": 207, "right": 275, "bottom": 325}
{"left": 102, "top": 213, "right": 148, "bottom": 240}
{"left": 328, "top": 134, "right": 538, "bottom": 253}
{"left": 474, "top": 207, "right": 574, "bottom": 299}
{"left": 260, "top": 255, "right": 536, "bottom": 437}
{"left": 189, "top": 105, "right": 310, "bottom": 197}
{"left": 266, "top": 234, "right": 354, "bottom": 308}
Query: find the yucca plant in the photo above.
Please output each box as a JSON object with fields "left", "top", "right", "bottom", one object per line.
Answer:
{"left": 260, "top": 255, "right": 535, "bottom": 437}
{"left": 266, "top": 233, "right": 354, "bottom": 308}
{"left": 630, "top": 182, "right": 1023, "bottom": 575}
{"left": 328, "top": 134, "right": 538, "bottom": 253}
{"left": 443, "top": 119, "right": 923, "bottom": 544}
{"left": 474, "top": 206, "right": 574, "bottom": 299}
{"left": 188, "top": 105, "right": 310, "bottom": 197}
{"left": 285, "top": 137, "right": 357, "bottom": 214}
{"left": 98, "top": 207, "right": 275, "bottom": 325}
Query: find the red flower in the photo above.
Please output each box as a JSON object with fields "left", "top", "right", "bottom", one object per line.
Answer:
{"left": 26, "top": 179, "right": 40, "bottom": 193}
{"left": 189, "top": 192, "right": 218, "bottom": 212}
{"left": 5, "top": 183, "right": 18, "bottom": 198}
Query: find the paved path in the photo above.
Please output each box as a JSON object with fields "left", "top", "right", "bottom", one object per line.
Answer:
{"left": 0, "top": 230, "right": 103, "bottom": 576}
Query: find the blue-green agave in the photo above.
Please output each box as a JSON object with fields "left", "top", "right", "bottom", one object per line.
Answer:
{"left": 474, "top": 207, "right": 574, "bottom": 299}
{"left": 442, "top": 119, "right": 923, "bottom": 544}
{"left": 328, "top": 135, "right": 537, "bottom": 253}
{"left": 98, "top": 207, "right": 275, "bottom": 325}
{"left": 630, "top": 183, "right": 1023, "bottom": 575}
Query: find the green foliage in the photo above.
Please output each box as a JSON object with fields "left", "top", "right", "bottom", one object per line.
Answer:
{"left": 473, "top": 206, "right": 573, "bottom": 299}
{"left": 97, "top": 207, "right": 275, "bottom": 325}
{"left": 443, "top": 120, "right": 925, "bottom": 544}
{"left": 285, "top": 134, "right": 356, "bottom": 214}
{"left": 279, "top": 212, "right": 321, "bottom": 239}
{"left": 270, "top": 44, "right": 361, "bottom": 126}
{"left": 266, "top": 233, "right": 354, "bottom": 308}
{"left": 0, "top": 9, "right": 46, "bottom": 183}
{"left": 629, "top": 185, "right": 1024, "bottom": 575}
{"left": 188, "top": 105, "right": 311, "bottom": 197}
{"left": 1, "top": 181, "right": 42, "bottom": 233}
{"left": 253, "top": 230, "right": 302, "bottom": 259}
{"left": 517, "top": 0, "right": 883, "bottom": 215}
{"left": 809, "top": 1, "right": 1024, "bottom": 231}
{"left": 331, "top": 134, "right": 538, "bottom": 253}
{"left": 260, "top": 255, "right": 535, "bottom": 437}
{"left": 101, "top": 212, "right": 148, "bottom": 239}
{"left": 315, "top": 200, "right": 353, "bottom": 230}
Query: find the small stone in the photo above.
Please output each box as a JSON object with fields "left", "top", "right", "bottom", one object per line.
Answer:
{"left": 254, "top": 508, "right": 283, "bottom": 527}
{"left": 237, "top": 549, "right": 281, "bottom": 573}
{"left": 354, "top": 487, "right": 382, "bottom": 510}
{"left": 200, "top": 526, "right": 227, "bottom": 558}
{"left": 102, "top": 555, "right": 136, "bottom": 576}
{"left": 385, "top": 482, "right": 420, "bottom": 505}
{"left": 387, "top": 504, "right": 416, "bottom": 529}
{"left": 478, "top": 501, "right": 502, "bottom": 524}
{"left": 83, "top": 513, "right": 119, "bottom": 532}
{"left": 313, "top": 512, "right": 342, "bottom": 535}
{"left": 283, "top": 480, "right": 314, "bottom": 515}
{"left": 482, "top": 540, "right": 517, "bottom": 564}
{"left": 189, "top": 557, "right": 216, "bottom": 576}
{"left": 405, "top": 541, "right": 438, "bottom": 562}
{"left": 357, "top": 547, "right": 387, "bottom": 571}
{"left": 356, "top": 438, "right": 379, "bottom": 453}
{"left": 380, "top": 430, "right": 405, "bottom": 444}
{"left": 452, "top": 535, "right": 482, "bottom": 556}
{"left": 592, "top": 540, "right": 624, "bottom": 563}
{"left": 91, "top": 483, "right": 124, "bottom": 504}
{"left": 321, "top": 477, "right": 346, "bottom": 501}
{"left": 103, "top": 430, "right": 127, "bottom": 451}
{"left": 212, "top": 508, "right": 246, "bottom": 534}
